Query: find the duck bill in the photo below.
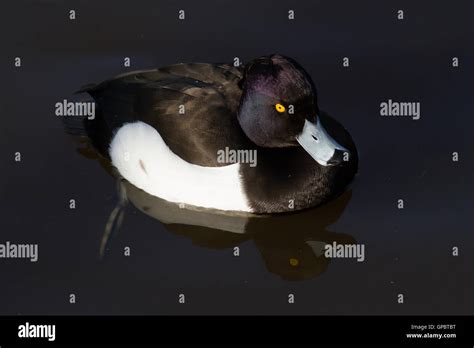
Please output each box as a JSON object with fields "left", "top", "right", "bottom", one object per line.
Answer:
{"left": 296, "top": 118, "right": 349, "bottom": 166}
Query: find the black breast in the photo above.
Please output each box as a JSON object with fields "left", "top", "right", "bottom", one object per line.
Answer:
{"left": 239, "top": 111, "right": 358, "bottom": 214}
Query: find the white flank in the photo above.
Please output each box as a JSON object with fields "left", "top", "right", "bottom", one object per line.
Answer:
{"left": 109, "top": 121, "right": 252, "bottom": 212}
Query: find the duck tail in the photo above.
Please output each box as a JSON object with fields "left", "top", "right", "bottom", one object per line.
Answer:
{"left": 60, "top": 88, "right": 97, "bottom": 136}
{"left": 75, "top": 83, "right": 98, "bottom": 94}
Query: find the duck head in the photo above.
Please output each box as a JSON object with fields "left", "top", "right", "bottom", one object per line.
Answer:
{"left": 238, "top": 54, "right": 348, "bottom": 166}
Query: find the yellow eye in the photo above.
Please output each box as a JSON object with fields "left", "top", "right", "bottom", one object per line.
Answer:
{"left": 275, "top": 103, "right": 286, "bottom": 113}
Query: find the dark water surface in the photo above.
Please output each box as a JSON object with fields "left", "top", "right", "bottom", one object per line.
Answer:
{"left": 1, "top": 0, "right": 473, "bottom": 315}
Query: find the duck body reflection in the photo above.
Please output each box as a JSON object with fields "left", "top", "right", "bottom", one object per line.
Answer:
{"left": 117, "top": 178, "right": 356, "bottom": 281}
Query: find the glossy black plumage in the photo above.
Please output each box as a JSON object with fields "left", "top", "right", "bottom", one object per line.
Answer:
{"left": 83, "top": 63, "right": 249, "bottom": 166}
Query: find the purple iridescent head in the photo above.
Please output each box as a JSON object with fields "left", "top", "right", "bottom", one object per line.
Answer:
{"left": 238, "top": 54, "right": 348, "bottom": 166}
